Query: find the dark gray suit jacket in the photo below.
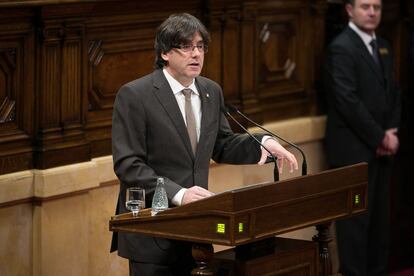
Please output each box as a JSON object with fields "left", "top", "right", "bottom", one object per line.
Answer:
{"left": 111, "top": 69, "right": 263, "bottom": 263}
{"left": 325, "top": 26, "right": 400, "bottom": 167}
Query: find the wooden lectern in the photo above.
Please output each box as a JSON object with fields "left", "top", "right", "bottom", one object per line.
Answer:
{"left": 110, "top": 163, "right": 368, "bottom": 275}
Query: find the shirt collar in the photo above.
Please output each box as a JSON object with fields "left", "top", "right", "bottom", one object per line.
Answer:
{"left": 349, "top": 21, "right": 377, "bottom": 47}
{"left": 162, "top": 68, "right": 199, "bottom": 96}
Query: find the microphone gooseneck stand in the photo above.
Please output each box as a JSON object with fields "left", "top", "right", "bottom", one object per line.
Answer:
{"left": 222, "top": 108, "right": 279, "bottom": 182}
{"left": 226, "top": 104, "right": 307, "bottom": 176}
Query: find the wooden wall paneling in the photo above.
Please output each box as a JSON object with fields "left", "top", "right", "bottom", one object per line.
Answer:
{"left": 82, "top": 1, "right": 204, "bottom": 158}
{"left": 0, "top": 0, "right": 326, "bottom": 173}
{"left": 379, "top": 1, "right": 404, "bottom": 81}
{"left": 86, "top": 24, "right": 157, "bottom": 157}
{"left": 239, "top": 2, "right": 261, "bottom": 123}
{"left": 203, "top": 1, "right": 263, "bottom": 128}
{"left": 220, "top": 7, "right": 242, "bottom": 107}
{"left": 310, "top": 0, "right": 328, "bottom": 115}
{"left": 202, "top": 0, "right": 242, "bottom": 88}
{"left": 256, "top": 0, "right": 312, "bottom": 122}
{"left": 83, "top": 8, "right": 195, "bottom": 158}
{"left": 202, "top": 9, "right": 224, "bottom": 87}
{"left": 34, "top": 16, "right": 90, "bottom": 169}
{"left": 0, "top": 9, "right": 35, "bottom": 174}
{"left": 61, "top": 21, "right": 83, "bottom": 124}
{"left": 202, "top": 1, "right": 256, "bottom": 131}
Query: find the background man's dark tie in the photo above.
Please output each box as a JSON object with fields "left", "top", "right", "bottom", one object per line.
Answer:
{"left": 370, "top": 39, "right": 380, "bottom": 67}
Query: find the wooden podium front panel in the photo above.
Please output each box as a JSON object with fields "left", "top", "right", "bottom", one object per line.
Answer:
{"left": 213, "top": 237, "right": 318, "bottom": 276}
{"left": 110, "top": 210, "right": 235, "bottom": 245}
{"left": 110, "top": 164, "right": 368, "bottom": 246}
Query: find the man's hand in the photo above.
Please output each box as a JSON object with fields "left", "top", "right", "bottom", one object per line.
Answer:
{"left": 181, "top": 186, "right": 215, "bottom": 205}
{"left": 383, "top": 128, "right": 399, "bottom": 154}
{"left": 258, "top": 138, "right": 298, "bottom": 173}
{"left": 377, "top": 128, "right": 399, "bottom": 156}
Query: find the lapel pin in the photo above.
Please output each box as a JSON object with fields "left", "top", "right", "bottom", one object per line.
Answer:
{"left": 379, "top": 48, "right": 388, "bottom": 55}
{"left": 206, "top": 93, "right": 210, "bottom": 98}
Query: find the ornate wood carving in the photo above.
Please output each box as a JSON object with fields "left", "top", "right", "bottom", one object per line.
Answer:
{"left": 0, "top": 0, "right": 328, "bottom": 173}
{"left": 35, "top": 18, "right": 89, "bottom": 169}
{"left": 239, "top": 2, "right": 258, "bottom": 107}
{"left": 85, "top": 17, "right": 159, "bottom": 156}
{"left": 0, "top": 48, "right": 16, "bottom": 123}
{"left": 0, "top": 10, "right": 34, "bottom": 174}
{"left": 256, "top": 1, "right": 311, "bottom": 121}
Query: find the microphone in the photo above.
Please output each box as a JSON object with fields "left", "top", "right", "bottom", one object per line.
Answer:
{"left": 226, "top": 104, "right": 307, "bottom": 176}
{"left": 221, "top": 106, "right": 280, "bottom": 182}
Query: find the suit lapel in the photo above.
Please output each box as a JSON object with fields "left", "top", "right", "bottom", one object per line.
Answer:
{"left": 195, "top": 77, "right": 215, "bottom": 159}
{"left": 346, "top": 28, "right": 385, "bottom": 85}
{"left": 152, "top": 70, "right": 195, "bottom": 159}
{"left": 377, "top": 39, "right": 390, "bottom": 89}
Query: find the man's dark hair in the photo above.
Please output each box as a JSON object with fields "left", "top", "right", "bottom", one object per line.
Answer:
{"left": 154, "top": 13, "right": 210, "bottom": 69}
{"left": 345, "top": 0, "right": 355, "bottom": 5}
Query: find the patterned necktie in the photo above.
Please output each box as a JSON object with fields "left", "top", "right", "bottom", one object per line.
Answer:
{"left": 182, "top": 88, "right": 197, "bottom": 154}
{"left": 370, "top": 39, "right": 380, "bottom": 67}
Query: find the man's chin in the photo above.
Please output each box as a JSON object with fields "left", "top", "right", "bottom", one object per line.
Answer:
{"left": 188, "top": 70, "right": 201, "bottom": 78}
{"left": 360, "top": 25, "right": 378, "bottom": 35}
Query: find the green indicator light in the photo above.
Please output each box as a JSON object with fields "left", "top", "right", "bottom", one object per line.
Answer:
{"left": 354, "top": 194, "right": 360, "bottom": 204}
{"left": 238, "top": 223, "right": 244, "bottom": 233}
{"left": 217, "top": 223, "right": 225, "bottom": 234}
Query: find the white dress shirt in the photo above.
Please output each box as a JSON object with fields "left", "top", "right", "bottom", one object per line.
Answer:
{"left": 162, "top": 69, "right": 201, "bottom": 206}
{"left": 162, "top": 69, "right": 273, "bottom": 206}
{"left": 349, "top": 21, "right": 377, "bottom": 55}
{"left": 163, "top": 69, "right": 201, "bottom": 140}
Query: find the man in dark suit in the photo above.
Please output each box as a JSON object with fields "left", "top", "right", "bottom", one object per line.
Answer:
{"left": 324, "top": 0, "right": 400, "bottom": 275}
{"left": 111, "top": 13, "right": 298, "bottom": 276}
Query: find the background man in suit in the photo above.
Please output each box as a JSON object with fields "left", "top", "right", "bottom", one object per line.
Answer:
{"left": 324, "top": 0, "right": 400, "bottom": 275}
{"left": 111, "top": 13, "right": 298, "bottom": 276}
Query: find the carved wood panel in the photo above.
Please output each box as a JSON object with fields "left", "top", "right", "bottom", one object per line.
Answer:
{"left": 85, "top": 16, "right": 164, "bottom": 157}
{"left": 256, "top": 1, "right": 312, "bottom": 122}
{"left": 0, "top": 48, "right": 16, "bottom": 124}
{"left": 0, "top": 0, "right": 330, "bottom": 173}
{"left": 0, "top": 17, "right": 34, "bottom": 174}
{"left": 34, "top": 19, "right": 90, "bottom": 169}
{"left": 203, "top": 2, "right": 261, "bottom": 129}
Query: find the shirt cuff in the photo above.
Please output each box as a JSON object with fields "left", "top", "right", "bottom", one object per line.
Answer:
{"left": 261, "top": 135, "right": 277, "bottom": 153}
{"left": 172, "top": 188, "right": 187, "bottom": 206}
{"left": 261, "top": 135, "right": 275, "bottom": 144}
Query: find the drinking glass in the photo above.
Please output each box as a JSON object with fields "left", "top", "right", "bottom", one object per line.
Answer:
{"left": 125, "top": 187, "right": 145, "bottom": 216}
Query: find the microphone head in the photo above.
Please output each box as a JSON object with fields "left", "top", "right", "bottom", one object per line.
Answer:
{"left": 225, "top": 104, "right": 238, "bottom": 113}
{"left": 220, "top": 105, "right": 229, "bottom": 114}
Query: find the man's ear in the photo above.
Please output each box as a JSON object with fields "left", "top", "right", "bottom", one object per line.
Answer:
{"left": 345, "top": 3, "right": 354, "bottom": 19}
{"left": 161, "top": 52, "right": 169, "bottom": 62}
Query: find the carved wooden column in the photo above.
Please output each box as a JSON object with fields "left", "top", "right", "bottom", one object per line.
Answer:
{"left": 240, "top": 2, "right": 261, "bottom": 122}
{"left": 191, "top": 243, "right": 214, "bottom": 275}
{"left": 220, "top": 8, "right": 243, "bottom": 107}
{"left": 35, "top": 16, "right": 90, "bottom": 169}
{"left": 203, "top": 1, "right": 261, "bottom": 129}
{"left": 313, "top": 223, "right": 333, "bottom": 276}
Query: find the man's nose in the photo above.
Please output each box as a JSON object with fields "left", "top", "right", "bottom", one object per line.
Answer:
{"left": 368, "top": 6, "right": 376, "bottom": 15}
{"left": 191, "top": 46, "right": 202, "bottom": 56}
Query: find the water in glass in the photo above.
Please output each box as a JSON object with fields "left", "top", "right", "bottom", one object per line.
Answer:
{"left": 126, "top": 187, "right": 145, "bottom": 216}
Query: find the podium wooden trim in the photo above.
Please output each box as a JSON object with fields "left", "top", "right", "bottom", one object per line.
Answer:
{"left": 110, "top": 163, "right": 368, "bottom": 275}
